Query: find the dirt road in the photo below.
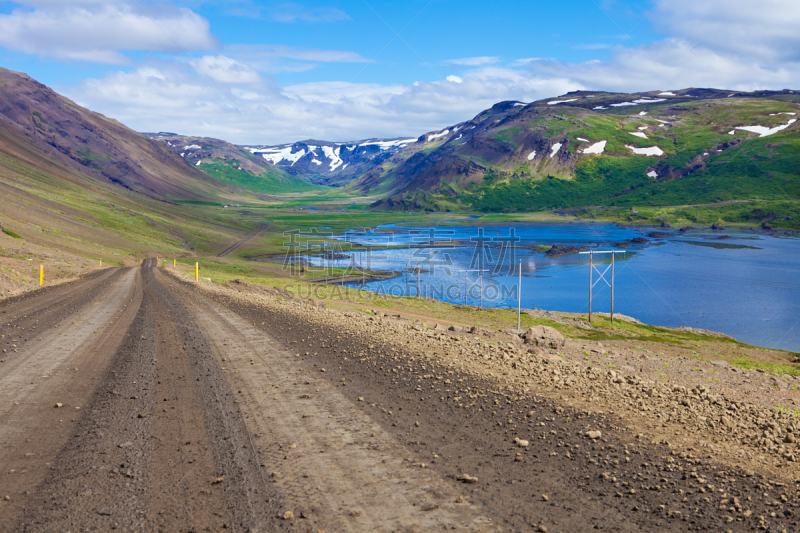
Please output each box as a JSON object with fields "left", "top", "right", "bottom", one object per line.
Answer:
{"left": 1, "top": 260, "right": 797, "bottom": 532}
{"left": 218, "top": 223, "right": 269, "bottom": 257}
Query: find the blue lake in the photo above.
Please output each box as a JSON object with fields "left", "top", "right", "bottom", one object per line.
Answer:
{"left": 300, "top": 223, "right": 800, "bottom": 352}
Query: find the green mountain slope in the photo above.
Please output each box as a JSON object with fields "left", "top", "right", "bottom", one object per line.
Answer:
{"left": 363, "top": 89, "right": 800, "bottom": 220}
{"left": 0, "top": 69, "right": 278, "bottom": 260}
{"left": 143, "top": 133, "right": 324, "bottom": 195}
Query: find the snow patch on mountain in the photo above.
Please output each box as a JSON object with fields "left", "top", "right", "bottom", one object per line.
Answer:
{"left": 582, "top": 140, "right": 606, "bottom": 154}
{"left": 626, "top": 145, "right": 664, "bottom": 156}
{"left": 736, "top": 119, "right": 797, "bottom": 137}
{"left": 322, "top": 145, "right": 343, "bottom": 171}
{"left": 359, "top": 138, "right": 416, "bottom": 150}
{"left": 260, "top": 146, "right": 307, "bottom": 166}
{"left": 549, "top": 143, "right": 562, "bottom": 158}
{"left": 611, "top": 98, "right": 666, "bottom": 107}
{"left": 427, "top": 130, "right": 450, "bottom": 142}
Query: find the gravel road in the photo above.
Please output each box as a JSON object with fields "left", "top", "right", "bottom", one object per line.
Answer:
{"left": 1, "top": 260, "right": 798, "bottom": 532}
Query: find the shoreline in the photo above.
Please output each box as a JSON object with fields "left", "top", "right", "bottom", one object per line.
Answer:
{"left": 307, "top": 270, "right": 401, "bottom": 285}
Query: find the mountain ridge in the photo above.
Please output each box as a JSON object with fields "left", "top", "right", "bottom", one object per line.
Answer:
{"left": 172, "top": 86, "right": 799, "bottom": 213}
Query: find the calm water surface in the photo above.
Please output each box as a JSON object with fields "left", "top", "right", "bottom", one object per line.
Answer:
{"left": 301, "top": 223, "right": 800, "bottom": 352}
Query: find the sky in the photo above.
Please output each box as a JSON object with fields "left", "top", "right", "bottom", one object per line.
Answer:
{"left": 0, "top": 0, "right": 798, "bottom": 144}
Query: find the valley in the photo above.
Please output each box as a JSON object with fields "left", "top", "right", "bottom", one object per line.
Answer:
{"left": 1, "top": 66, "right": 799, "bottom": 532}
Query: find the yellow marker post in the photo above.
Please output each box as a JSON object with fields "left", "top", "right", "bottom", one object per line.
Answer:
{"left": 173, "top": 259, "right": 176, "bottom": 268}
{"left": 99, "top": 260, "right": 102, "bottom": 267}
{"left": 195, "top": 262, "right": 199, "bottom": 282}
{"left": 39, "top": 265, "right": 43, "bottom": 285}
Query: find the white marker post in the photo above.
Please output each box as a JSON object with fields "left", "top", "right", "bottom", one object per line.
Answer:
{"left": 517, "top": 260, "right": 522, "bottom": 333}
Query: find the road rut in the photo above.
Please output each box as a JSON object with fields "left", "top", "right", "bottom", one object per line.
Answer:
{"left": 172, "top": 271, "right": 495, "bottom": 531}
{"left": 0, "top": 268, "right": 141, "bottom": 529}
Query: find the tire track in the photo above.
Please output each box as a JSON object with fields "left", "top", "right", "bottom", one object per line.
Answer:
{"left": 142, "top": 261, "right": 229, "bottom": 531}
{"left": 14, "top": 261, "right": 276, "bottom": 532}
{"left": 143, "top": 265, "right": 277, "bottom": 531}
{"left": 166, "top": 272, "right": 496, "bottom": 532}
{"left": 0, "top": 268, "right": 141, "bottom": 529}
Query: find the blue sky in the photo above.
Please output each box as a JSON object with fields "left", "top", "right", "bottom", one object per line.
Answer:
{"left": 0, "top": 0, "right": 797, "bottom": 144}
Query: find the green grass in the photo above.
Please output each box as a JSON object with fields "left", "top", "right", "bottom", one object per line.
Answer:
{"left": 729, "top": 358, "right": 800, "bottom": 377}
{"left": 470, "top": 155, "right": 652, "bottom": 212}
{"left": 2, "top": 228, "right": 22, "bottom": 239}
{"left": 612, "top": 132, "right": 800, "bottom": 208}
{"left": 199, "top": 160, "right": 323, "bottom": 194}
{"left": 267, "top": 194, "right": 355, "bottom": 208}
{"left": 569, "top": 115, "right": 652, "bottom": 155}
{"left": 75, "top": 148, "right": 112, "bottom": 162}
{"left": 601, "top": 200, "right": 800, "bottom": 230}
{"left": 493, "top": 127, "right": 522, "bottom": 148}
{"left": 0, "top": 152, "right": 264, "bottom": 258}
{"left": 541, "top": 116, "right": 578, "bottom": 139}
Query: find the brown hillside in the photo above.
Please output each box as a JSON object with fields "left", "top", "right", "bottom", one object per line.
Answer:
{"left": 0, "top": 68, "right": 221, "bottom": 201}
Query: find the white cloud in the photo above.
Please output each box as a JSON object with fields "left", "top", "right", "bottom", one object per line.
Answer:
{"left": 227, "top": 44, "right": 368, "bottom": 63}
{"left": 653, "top": 0, "right": 800, "bottom": 62}
{"left": 268, "top": 2, "right": 350, "bottom": 23}
{"left": 445, "top": 56, "right": 501, "bottom": 66}
{"left": 282, "top": 81, "right": 406, "bottom": 103}
{"left": 572, "top": 43, "right": 613, "bottom": 50}
{"left": 522, "top": 0, "right": 800, "bottom": 93}
{"left": 13, "top": 0, "right": 116, "bottom": 5}
{"left": 528, "top": 38, "right": 800, "bottom": 92}
{"left": 63, "top": 62, "right": 579, "bottom": 145}
{"left": 0, "top": 1, "right": 216, "bottom": 64}
{"left": 190, "top": 55, "right": 262, "bottom": 84}
{"left": 446, "top": 75, "right": 463, "bottom": 83}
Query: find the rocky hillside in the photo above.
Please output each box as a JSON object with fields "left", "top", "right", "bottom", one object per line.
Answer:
{"left": 362, "top": 89, "right": 800, "bottom": 213}
{"left": 0, "top": 68, "right": 232, "bottom": 202}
